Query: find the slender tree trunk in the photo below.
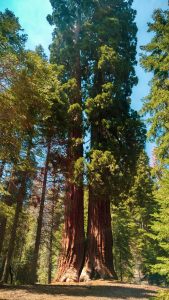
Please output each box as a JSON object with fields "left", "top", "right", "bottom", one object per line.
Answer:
{"left": 0, "top": 218, "right": 7, "bottom": 255}
{"left": 31, "top": 142, "right": 51, "bottom": 283}
{"left": 0, "top": 160, "right": 5, "bottom": 253}
{"left": 80, "top": 189, "right": 117, "bottom": 281}
{"left": 120, "top": 252, "right": 123, "bottom": 282}
{"left": 48, "top": 217, "right": 53, "bottom": 284}
{"left": 48, "top": 184, "right": 55, "bottom": 284}
{"left": 0, "top": 161, "right": 5, "bottom": 179}
{"left": 1, "top": 173, "right": 27, "bottom": 283}
{"left": 0, "top": 174, "right": 16, "bottom": 256}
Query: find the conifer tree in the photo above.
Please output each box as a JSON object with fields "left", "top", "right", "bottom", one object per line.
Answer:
{"left": 80, "top": 0, "right": 145, "bottom": 280}
{"left": 0, "top": 9, "right": 27, "bottom": 163}
{"left": 141, "top": 8, "right": 169, "bottom": 284}
{"left": 112, "top": 151, "right": 155, "bottom": 282}
{"left": 0, "top": 10, "right": 27, "bottom": 271}
{"left": 141, "top": 9, "right": 169, "bottom": 168}
{"left": 151, "top": 170, "right": 169, "bottom": 283}
{"left": 47, "top": 0, "right": 86, "bottom": 282}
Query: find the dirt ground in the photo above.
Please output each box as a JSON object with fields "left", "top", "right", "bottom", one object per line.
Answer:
{"left": 0, "top": 280, "right": 163, "bottom": 300}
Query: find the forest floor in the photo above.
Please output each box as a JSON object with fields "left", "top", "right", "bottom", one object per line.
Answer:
{"left": 0, "top": 280, "right": 164, "bottom": 300}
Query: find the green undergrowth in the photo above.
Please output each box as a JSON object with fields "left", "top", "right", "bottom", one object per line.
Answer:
{"left": 152, "top": 290, "right": 169, "bottom": 300}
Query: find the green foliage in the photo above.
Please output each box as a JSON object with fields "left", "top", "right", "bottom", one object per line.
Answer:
{"left": 0, "top": 49, "right": 68, "bottom": 163}
{"left": 140, "top": 8, "right": 169, "bottom": 285}
{"left": 0, "top": 184, "right": 10, "bottom": 197}
{"left": 88, "top": 150, "right": 117, "bottom": 195}
{"left": 141, "top": 9, "right": 169, "bottom": 167}
{"left": 98, "top": 46, "right": 118, "bottom": 70}
{"left": 0, "top": 2, "right": 162, "bottom": 286}
{"left": 149, "top": 170, "right": 169, "bottom": 282}
{"left": 0, "top": 201, "right": 14, "bottom": 218}
{"left": 0, "top": 10, "right": 27, "bottom": 162}
{"left": 0, "top": 9, "right": 27, "bottom": 54}
{"left": 128, "top": 152, "right": 155, "bottom": 280}
{"left": 112, "top": 151, "right": 155, "bottom": 282}
{"left": 112, "top": 204, "right": 133, "bottom": 281}
{"left": 0, "top": 8, "right": 68, "bottom": 285}
{"left": 127, "top": 151, "right": 155, "bottom": 223}
{"left": 73, "top": 157, "right": 84, "bottom": 186}
{"left": 84, "top": 187, "right": 89, "bottom": 234}
{"left": 153, "top": 290, "right": 169, "bottom": 300}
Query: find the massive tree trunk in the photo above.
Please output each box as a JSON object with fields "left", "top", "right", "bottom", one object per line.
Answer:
{"left": 54, "top": 180, "right": 84, "bottom": 282}
{"left": 31, "top": 141, "right": 51, "bottom": 283}
{"left": 80, "top": 190, "right": 117, "bottom": 281}
{"left": 1, "top": 173, "right": 27, "bottom": 283}
{"left": 54, "top": 9, "right": 84, "bottom": 283}
{"left": 54, "top": 96, "right": 84, "bottom": 282}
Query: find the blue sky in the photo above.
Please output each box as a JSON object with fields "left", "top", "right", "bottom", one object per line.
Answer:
{"left": 0, "top": 0, "right": 168, "bottom": 161}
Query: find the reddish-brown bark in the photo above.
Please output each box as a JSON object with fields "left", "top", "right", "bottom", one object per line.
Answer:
{"left": 53, "top": 6, "right": 85, "bottom": 282}
{"left": 80, "top": 188, "right": 117, "bottom": 281}
{"left": 54, "top": 95, "right": 84, "bottom": 282}
{"left": 54, "top": 181, "right": 84, "bottom": 282}
{"left": 54, "top": 101, "right": 84, "bottom": 282}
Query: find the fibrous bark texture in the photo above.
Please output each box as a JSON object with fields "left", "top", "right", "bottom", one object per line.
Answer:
{"left": 54, "top": 12, "right": 85, "bottom": 281}
{"left": 80, "top": 189, "right": 117, "bottom": 282}
{"left": 54, "top": 180, "right": 84, "bottom": 282}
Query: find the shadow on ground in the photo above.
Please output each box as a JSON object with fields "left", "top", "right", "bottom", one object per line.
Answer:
{"left": 0, "top": 283, "right": 158, "bottom": 299}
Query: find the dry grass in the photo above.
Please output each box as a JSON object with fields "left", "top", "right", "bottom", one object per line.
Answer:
{"left": 0, "top": 280, "right": 163, "bottom": 300}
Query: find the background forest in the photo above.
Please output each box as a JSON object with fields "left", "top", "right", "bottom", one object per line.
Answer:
{"left": 0, "top": 0, "right": 169, "bottom": 292}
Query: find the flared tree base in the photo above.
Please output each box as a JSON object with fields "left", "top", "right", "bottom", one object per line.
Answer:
{"left": 80, "top": 260, "right": 117, "bottom": 282}
{"left": 54, "top": 267, "right": 79, "bottom": 282}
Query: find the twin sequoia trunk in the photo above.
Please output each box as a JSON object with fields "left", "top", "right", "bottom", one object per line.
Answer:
{"left": 80, "top": 189, "right": 117, "bottom": 281}
{"left": 54, "top": 182, "right": 84, "bottom": 282}
{"left": 54, "top": 107, "right": 85, "bottom": 282}
{"left": 54, "top": 13, "right": 85, "bottom": 282}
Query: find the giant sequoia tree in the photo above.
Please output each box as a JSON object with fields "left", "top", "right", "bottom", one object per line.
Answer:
{"left": 47, "top": 1, "right": 86, "bottom": 282}
{"left": 80, "top": 0, "right": 145, "bottom": 280}
{"left": 48, "top": 0, "right": 146, "bottom": 282}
